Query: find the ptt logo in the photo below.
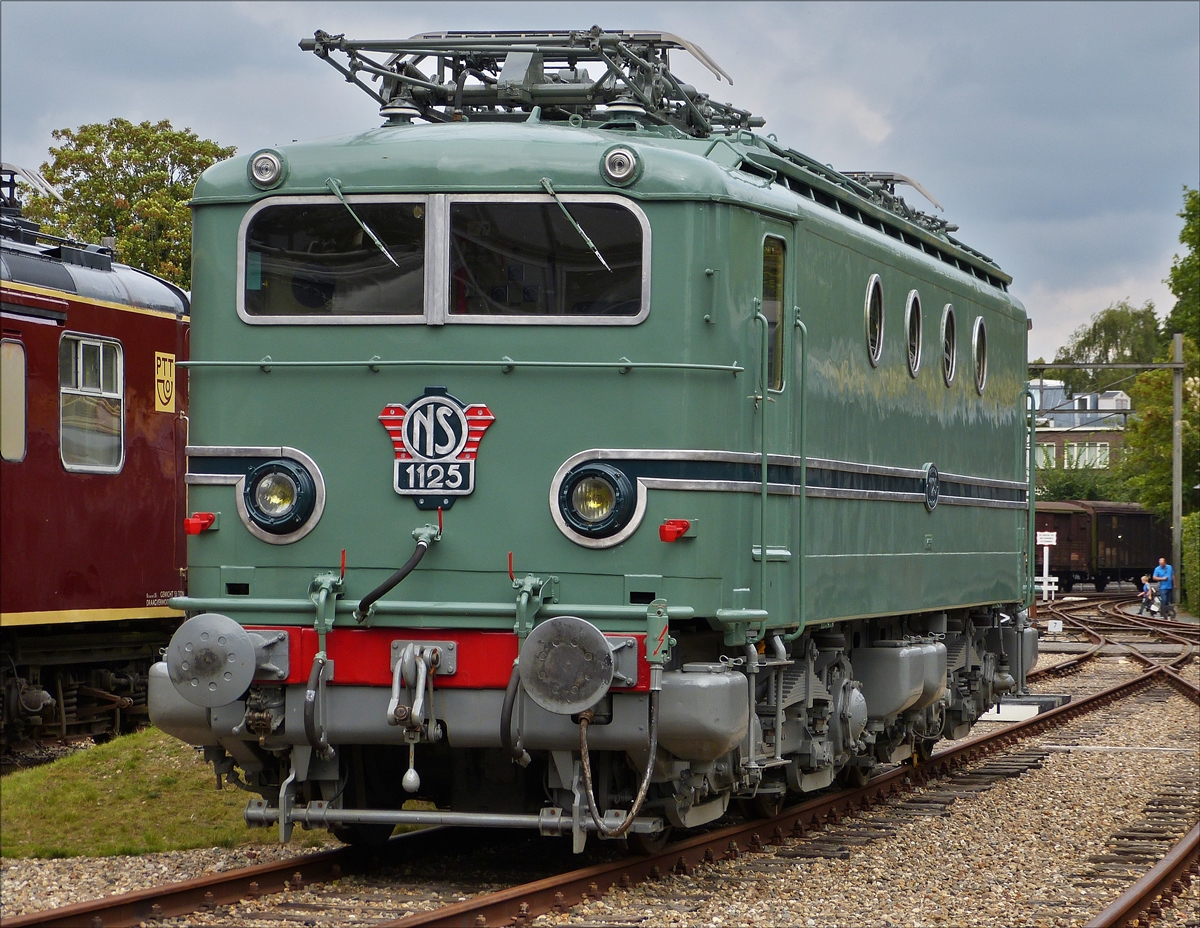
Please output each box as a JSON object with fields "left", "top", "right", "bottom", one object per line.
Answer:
{"left": 154, "top": 352, "right": 175, "bottom": 413}
{"left": 379, "top": 387, "right": 495, "bottom": 509}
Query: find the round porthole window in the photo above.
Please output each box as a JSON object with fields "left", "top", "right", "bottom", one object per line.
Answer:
{"left": 940, "top": 304, "right": 957, "bottom": 386}
{"left": 865, "top": 275, "right": 884, "bottom": 367}
{"left": 905, "top": 290, "right": 922, "bottom": 377}
{"left": 973, "top": 316, "right": 988, "bottom": 394}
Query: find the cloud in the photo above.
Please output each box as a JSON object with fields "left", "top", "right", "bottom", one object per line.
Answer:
{"left": 1022, "top": 274, "right": 1176, "bottom": 361}
{"left": 2, "top": 0, "right": 1196, "bottom": 364}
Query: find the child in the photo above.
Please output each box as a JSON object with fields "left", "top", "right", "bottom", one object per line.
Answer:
{"left": 1138, "top": 575, "right": 1153, "bottom": 615}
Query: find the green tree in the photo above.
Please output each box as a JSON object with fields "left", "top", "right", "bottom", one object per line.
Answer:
{"left": 21, "top": 119, "right": 234, "bottom": 289}
{"left": 1036, "top": 454, "right": 1131, "bottom": 503}
{"left": 1115, "top": 335, "right": 1199, "bottom": 519}
{"left": 1166, "top": 186, "right": 1198, "bottom": 342}
{"left": 1050, "top": 300, "right": 1167, "bottom": 395}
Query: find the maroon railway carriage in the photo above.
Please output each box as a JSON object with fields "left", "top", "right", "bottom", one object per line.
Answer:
{"left": 1034, "top": 500, "right": 1170, "bottom": 593}
{"left": 1, "top": 167, "right": 189, "bottom": 742}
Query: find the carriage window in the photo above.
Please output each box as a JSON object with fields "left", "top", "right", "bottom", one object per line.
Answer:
{"left": 449, "top": 201, "right": 643, "bottom": 317}
{"left": 905, "top": 290, "right": 922, "bottom": 377}
{"left": 59, "top": 335, "right": 123, "bottom": 471}
{"left": 973, "top": 316, "right": 988, "bottom": 393}
{"left": 1, "top": 339, "right": 26, "bottom": 462}
{"left": 865, "top": 275, "right": 884, "bottom": 367}
{"left": 244, "top": 201, "right": 425, "bottom": 316}
{"left": 762, "top": 237, "right": 785, "bottom": 390}
{"left": 941, "top": 304, "right": 957, "bottom": 385}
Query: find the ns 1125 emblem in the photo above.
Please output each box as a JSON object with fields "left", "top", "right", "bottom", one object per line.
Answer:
{"left": 379, "top": 387, "right": 495, "bottom": 510}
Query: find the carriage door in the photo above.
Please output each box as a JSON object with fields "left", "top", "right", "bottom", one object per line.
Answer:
{"left": 759, "top": 226, "right": 796, "bottom": 624}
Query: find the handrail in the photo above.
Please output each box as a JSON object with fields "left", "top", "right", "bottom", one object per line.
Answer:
{"left": 169, "top": 595, "right": 695, "bottom": 622}
{"left": 178, "top": 356, "right": 744, "bottom": 375}
{"left": 754, "top": 310, "right": 770, "bottom": 613}
{"left": 1025, "top": 386, "right": 1037, "bottom": 608}
{"left": 795, "top": 315, "right": 808, "bottom": 634}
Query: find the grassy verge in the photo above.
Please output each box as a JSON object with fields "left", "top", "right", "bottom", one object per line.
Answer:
{"left": 0, "top": 728, "right": 332, "bottom": 859}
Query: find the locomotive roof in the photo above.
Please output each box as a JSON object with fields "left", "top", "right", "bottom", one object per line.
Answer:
{"left": 258, "top": 26, "right": 1011, "bottom": 291}
{"left": 195, "top": 119, "right": 1013, "bottom": 295}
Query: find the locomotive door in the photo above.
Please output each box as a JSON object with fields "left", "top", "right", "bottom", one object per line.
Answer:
{"left": 758, "top": 223, "right": 797, "bottom": 625}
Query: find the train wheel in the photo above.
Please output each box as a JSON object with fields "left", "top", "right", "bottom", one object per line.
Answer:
{"left": 738, "top": 791, "right": 785, "bottom": 820}
{"left": 330, "top": 746, "right": 399, "bottom": 847}
{"left": 837, "top": 764, "right": 871, "bottom": 788}
{"left": 331, "top": 821, "right": 396, "bottom": 847}
{"left": 626, "top": 825, "right": 673, "bottom": 856}
{"left": 1094, "top": 578, "right": 1107, "bottom": 593}
{"left": 1060, "top": 577, "right": 1074, "bottom": 593}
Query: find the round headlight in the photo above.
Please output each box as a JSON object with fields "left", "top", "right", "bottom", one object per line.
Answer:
{"left": 559, "top": 463, "right": 636, "bottom": 538}
{"left": 255, "top": 471, "right": 298, "bottom": 518}
{"left": 601, "top": 146, "right": 640, "bottom": 186}
{"left": 571, "top": 476, "right": 616, "bottom": 523}
{"left": 244, "top": 460, "right": 316, "bottom": 535}
{"left": 247, "top": 149, "right": 287, "bottom": 189}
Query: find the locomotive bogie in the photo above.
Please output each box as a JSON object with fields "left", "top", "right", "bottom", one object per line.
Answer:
{"left": 154, "top": 30, "right": 1037, "bottom": 848}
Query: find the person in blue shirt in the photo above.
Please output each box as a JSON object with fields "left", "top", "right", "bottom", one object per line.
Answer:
{"left": 1152, "top": 558, "right": 1175, "bottom": 618}
{"left": 1138, "top": 575, "right": 1154, "bottom": 615}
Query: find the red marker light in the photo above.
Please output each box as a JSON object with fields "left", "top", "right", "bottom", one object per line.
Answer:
{"left": 184, "top": 512, "right": 216, "bottom": 535}
{"left": 659, "top": 519, "right": 691, "bottom": 542}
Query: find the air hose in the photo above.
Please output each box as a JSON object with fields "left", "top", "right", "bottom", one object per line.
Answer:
{"left": 355, "top": 537, "right": 431, "bottom": 620}
{"left": 500, "top": 662, "right": 532, "bottom": 767}
{"left": 303, "top": 653, "right": 333, "bottom": 760}
{"left": 578, "top": 689, "right": 660, "bottom": 839}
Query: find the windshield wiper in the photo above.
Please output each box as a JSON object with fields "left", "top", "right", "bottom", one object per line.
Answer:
{"left": 325, "top": 177, "right": 400, "bottom": 268}
{"left": 540, "top": 177, "right": 611, "bottom": 272}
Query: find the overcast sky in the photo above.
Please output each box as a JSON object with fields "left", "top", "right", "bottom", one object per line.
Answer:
{"left": 2, "top": 1, "right": 1196, "bottom": 358}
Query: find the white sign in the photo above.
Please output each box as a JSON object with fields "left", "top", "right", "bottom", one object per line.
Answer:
{"left": 1047, "top": 619, "right": 1064, "bottom": 634}
{"left": 1036, "top": 531, "right": 1058, "bottom": 546}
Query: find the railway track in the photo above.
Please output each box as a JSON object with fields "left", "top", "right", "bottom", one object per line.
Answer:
{"left": 1028, "top": 596, "right": 1197, "bottom": 684}
{"left": 12, "top": 639, "right": 1196, "bottom": 928}
{"left": 11, "top": 593, "right": 1200, "bottom": 926}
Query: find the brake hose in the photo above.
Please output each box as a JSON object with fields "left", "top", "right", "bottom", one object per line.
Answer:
{"left": 500, "top": 662, "right": 531, "bottom": 767}
{"left": 303, "top": 653, "right": 333, "bottom": 760}
{"left": 355, "top": 537, "right": 431, "bottom": 620}
{"left": 578, "top": 689, "right": 660, "bottom": 839}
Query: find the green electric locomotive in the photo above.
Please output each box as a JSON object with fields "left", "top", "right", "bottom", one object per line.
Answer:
{"left": 150, "top": 28, "right": 1038, "bottom": 851}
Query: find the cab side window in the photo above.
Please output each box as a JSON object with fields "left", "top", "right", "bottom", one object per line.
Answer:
{"left": 762, "top": 237, "right": 786, "bottom": 390}
{"left": 60, "top": 335, "right": 124, "bottom": 471}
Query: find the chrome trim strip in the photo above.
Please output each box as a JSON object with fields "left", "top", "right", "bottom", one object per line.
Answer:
{"left": 807, "top": 487, "right": 926, "bottom": 504}
{"left": 187, "top": 445, "right": 284, "bottom": 457}
{"left": 185, "top": 444, "right": 326, "bottom": 545}
{"left": 807, "top": 455, "right": 926, "bottom": 480}
{"left": 939, "top": 471, "right": 1026, "bottom": 491}
{"left": 548, "top": 448, "right": 1025, "bottom": 544}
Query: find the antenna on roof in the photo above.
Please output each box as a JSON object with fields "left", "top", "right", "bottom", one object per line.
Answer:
{"left": 299, "top": 26, "right": 762, "bottom": 138}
